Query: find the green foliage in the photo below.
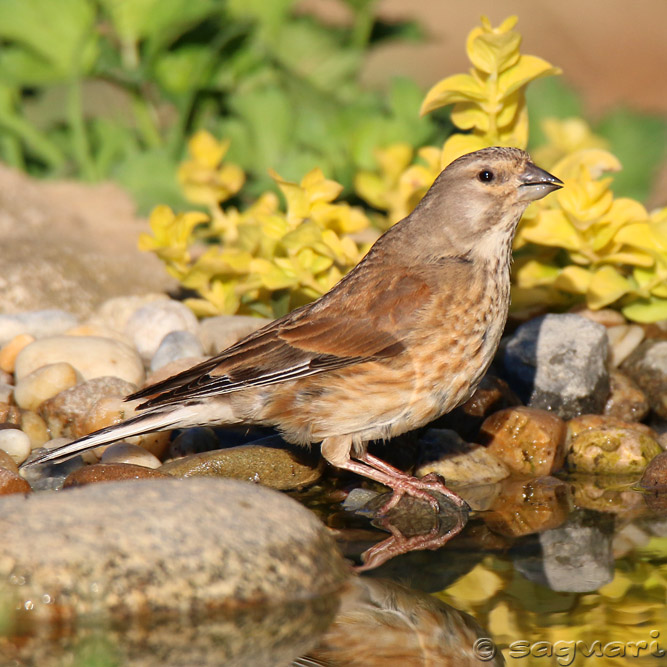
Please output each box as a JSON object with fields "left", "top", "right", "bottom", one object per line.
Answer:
{"left": 0, "top": 0, "right": 436, "bottom": 210}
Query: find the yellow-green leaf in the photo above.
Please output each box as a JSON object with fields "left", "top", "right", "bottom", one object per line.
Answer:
{"left": 587, "top": 266, "right": 633, "bottom": 309}
{"left": 553, "top": 265, "right": 592, "bottom": 294}
{"left": 420, "top": 73, "right": 487, "bottom": 116}
{"left": 622, "top": 297, "right": 667, "bottom": 323}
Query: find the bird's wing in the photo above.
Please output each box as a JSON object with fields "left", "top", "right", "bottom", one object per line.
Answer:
{"left": 129, "top": 264, "right": 433, "bottom": 409}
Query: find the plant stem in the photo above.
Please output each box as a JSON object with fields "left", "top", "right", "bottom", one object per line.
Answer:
{"left": 67, "top": 79, "right": 97, "bottom": 180}
{"left": 131, "top": 91, "right": 163, "bottom": 149}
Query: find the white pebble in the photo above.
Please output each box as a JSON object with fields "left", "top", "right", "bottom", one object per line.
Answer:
{"left": 125, "top": 300, "right": 199, "bottom": 361}
{"left": 150, "top": 330, "right": 204, "bottom": 372}
{"left": 607, "top": 324, "right": 645, "bottom": 367}
{"left": 90, "top": 294, "right": 170, "bottom": 333}
{"left": 0, "top": 429, "right": 32, "bottom": 465}
{"left": 14, "top": 362, "right": 80, "bottom": 411}
{"left": 100, "top": 443, "right": 162, "bottom": 469}
{"left": 0, "top": 310, "right": 78, "bottom": 346}
{"left": 14, "top": 336, "right": 145, "bottom": 386}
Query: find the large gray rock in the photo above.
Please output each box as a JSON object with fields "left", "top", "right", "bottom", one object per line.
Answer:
{"left": 0, "top": 479, "right": 348, "bottom": 623}
{"left": 503, "top": 314, "right": 610, "bottom": 419}
{"left": 0, "top": 165, "right": 175, "bottom": 318}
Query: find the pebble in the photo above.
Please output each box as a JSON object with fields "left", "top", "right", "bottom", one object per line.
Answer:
{"left": 0, "top": 428, "right": 32, "bottom": 465}
{"left": 639, "top": 451, "right": 667, "bottom": 491}
{"left": 160, "top": 435, "right": 323, "bottom": 490}
{"left": 145, "top": 356, "right": 209, "bottom": 386}
{"left": 20, "top": 439, "right": 84, "bottom": 491}
{"left": 19, "top": 411, "right": 49, "bottom": 448}
{"left": 571, "top": 306, "right": 626, "bottom": 327}
{"left": 0, "top": 467, "right": 32, "bottom": 495}
{"left": 100, "top": 443, "right": 162, "bottom": 468}
{"left": 125, "top": 300, "right": 199, "bottom": 361}
{"left": 0, "top": 448, "right": 19, "bottom": 474}
{"left": 0, "top": 309, "right": 78, "bottom": 346}
{"left": 150, "top": 330, "right": 204, "bottom": 372}
{"left": 0, "top": 478, "right": 348, "bottom": 620}
{"left": 0, "top": 402, "right": 21, "bottom": 425}
{"left": 622, "top": 340, "right": 667, "bottom": 418}
{"left": 65, "top": 322, "right": 134, "bottom": 345}
{"left": 90, "top": 294, "right": 171, "bottom": 333}
{"left": 38, "top": 377, "right": 137, "bottom": 439}
{"left": 484, "top": 476, "right": 570, "bottom": 538}
{"left": 607, "top": 324, "right": 645, "bottom": 367}
{"left": 415, "top": 429, "right": 510, "bottom": 485}
{"left": 13, "top": 362, "right": 80, "bottom": 411}
{"left": 199, "top": 314, "right": 271, "bottom": 354}
{"left": 567, "top": 426, "right": 662, "bottom": 474}
{"left": 503, "top": 314, "right": 610, "bottom": 419}
{"left": 478, "top": 406, "right": 566, "bottom": 476}
{"left": 0, "top": 333, "right": 35, "bottom": 372}
{"left": 569, "top": 475, "right": 646, "bottom": 516}
{"left": 14, "top": 335, "right": 145, "bottom": 386}
{"left": 604, "top": 370, "right": 649, "bottom": 422}
{"left": 168, "top": 426, "right": 221, "bottom": 458}
{"left": 63, "top": 462, "right": 169, "bottom": 487}
{"left": 0, "top": 382, "right": 13, "bottom": 403}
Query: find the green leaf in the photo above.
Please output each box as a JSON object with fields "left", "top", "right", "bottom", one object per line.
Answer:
{"left": 622, "top": 297, "right": 667, "bottom": 323}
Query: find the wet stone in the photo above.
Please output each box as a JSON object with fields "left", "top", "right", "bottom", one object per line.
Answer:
{"left": 20, "top": 445, "right": 84, "bottom": 492}
{"left": 640, "top": 451, "right": 667, "bottom": 491}
{"left": 416, "top": 429, "right": 510, "bottom": 486}
{"left": 0, "top": 478, "right": 348, "bottom": 621}
{"left": 569, "top": 474, "right": 646, "bottom": 516}
{"left": 0, "top": 467, "right": 32, "bottom": 495}
{"left": 160, "top": 435, "right": 323, "bottom": 491}
{"left": 478, "top": 406, "right": 566, "bottom": 476}
{"left": 0, "top": 448, "right": 19, "bottom": 474}
{"left": 567, "top": 425, "right": 662, "bottom": 475}
{"left": 604, "top": 369, "right": 650, "bottom": 422}
{"left": 63, "top": 462, "right": 169, "bottom": 487}
{"left": 622, "top": 340, "right": 667, "bottom": 418}
{"left": 503, "top": 313, "right": 609, "bottom": 419}
{"left": 484, "top": 476, "right": 571, "bottom": 538}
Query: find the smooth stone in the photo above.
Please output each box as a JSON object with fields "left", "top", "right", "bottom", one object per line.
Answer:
{"left": 569, "top": 475, "right": 646, "bottom": 516}
{"left": 604, "top": 370, "right": 649, "bottom": 422}
{"left": 20, "top": 411, "right": 49, "bottom": 449}
{"left": 199, "top": 314, "right": 271, "bottom": 354}
{"left": 571, "top": 306, "right": 626, "bottom": 328}
{"left": 567, "top": 426, "right": 662, "bottom": 474}
{"left": 607, "top": 324, "right": 645, "bottom": 367}
{"left": 160, "top": 435, "right": 323, "bottom": 490}
{"left": 503, "top": 313, "right": 609, "bottom": 419}
{"left": 125, "top": 300, "right": 199, "bottom": 361}
{"left": 20, "top": 440, "right": 84, "bottom": 492}
{"left": 0, "top": 479, "right": 348, "bottom": 621}
{"left": 478, "top": 406, "right": 566, "bottom": 476}
{"left": 14, "top": 335, "right": 145, "bottom": 386}
{"left": 0, "top": 310, "right": 78, "bottom": 346}
{"left": 484, "top": 476, "right": 570, "bottom": 538}
{"left": 65, "top": 322, "right": 134, "bottom": 346}
{"left": 168, "top": 426, "right": 221, "bottom": 458}
{"left": 145, "top": 356, "right": 209, "bottom": 386}
{"left": 100, "top": 443, "right": 162, "bottom": 468}
{"left": 63, "top": 462, "right": 169, "bottom": 487}
{"left": 0, "top": 448, "right": 19, "bottom": 474}
{"left": 0, "top": 467, "right": 32, "bottom": 495}
{"left": 13, "top": 362, "right": 80, "bottom": 411}
{"left": 415, "top": 429, "right": 510, "bottom": 486}
{"left": 639, "top": 451, "right": 667, "bottom": 491}
{"left": 39, "top": 377, "right": 137, "bottom": 439}
{"left": 150, "top": 330, "right": 204, "bottom": 372}
{"left": 622, "top": 340, "right": 667, "bottom": 418}
{"left": 0, "top": 382, "right": 13, "bottom": 404}
{"left": 0, "top": 333, "right": 35, "bottom": 373}
{"left": 0, "top": 402, "right": 21, "bottom": 425}
{"left": 538, "top": 510, "right": 614, "bottom": 592}
{"left": 90, "top": 294, "right": 171, "bottom": 334}
{"left": 0, "top": 428, "right": 32, "bottom": 465}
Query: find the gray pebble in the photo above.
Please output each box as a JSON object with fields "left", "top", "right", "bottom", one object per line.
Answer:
{"left": 150, "top": 330, "right": 204, "bottom": 372}
{"left": 0, "top": 310, "right": 78, "bottom": 346}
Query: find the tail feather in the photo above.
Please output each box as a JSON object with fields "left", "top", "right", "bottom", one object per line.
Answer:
{"left": 22, "top": 408, "right": 184, "bottom": 467}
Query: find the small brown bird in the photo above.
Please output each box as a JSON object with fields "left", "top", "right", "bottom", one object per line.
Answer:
{"left": 25, "top": 147, "right": 561, "bottom": 526}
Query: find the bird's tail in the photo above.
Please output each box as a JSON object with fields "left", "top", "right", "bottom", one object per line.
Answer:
{"left": 22, "top": 406, "right": 189, "bottom": 468}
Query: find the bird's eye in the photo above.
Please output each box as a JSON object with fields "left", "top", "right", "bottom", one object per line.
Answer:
{"left": 478, "top": 169, "right": 495, "bottom": 183}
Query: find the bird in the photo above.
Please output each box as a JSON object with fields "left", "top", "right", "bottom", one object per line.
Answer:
{"left": 24, "top": 147, "right": 561, "bottom": 535}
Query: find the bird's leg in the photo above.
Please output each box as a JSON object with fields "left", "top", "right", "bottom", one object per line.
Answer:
{"left": 321, "top": 437, "right": 467, "bottom": 515}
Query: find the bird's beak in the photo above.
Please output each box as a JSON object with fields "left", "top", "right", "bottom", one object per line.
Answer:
{"left": 518, "top": 163, "right": 563, "bottom": 202}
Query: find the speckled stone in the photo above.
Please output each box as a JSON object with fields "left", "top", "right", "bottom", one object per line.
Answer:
{"left": 63, "top": 462, "right": 169, "bottom": 487}
{"left": 0, "top": 478, "right": 348, "bottom": 622}
{"left": 160, "top": 436, "right": 323, "bottom": 490}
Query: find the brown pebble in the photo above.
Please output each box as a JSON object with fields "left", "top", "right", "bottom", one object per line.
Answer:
{"left": 63, "top": 463, "right": 169, "bottom": 488}
{"left": 640, "top": 451, "right": 667, "bottom": 491}
{"left": 478, "top": 406, "right": 566, "bottom": 476}
{"left": 0, "top": 467, "right": 32, "bottom": 495}
{"left": 0, "top": 448, "right": 19, "bottom": 474}
{"left": 0, "top": 402, "right": 21, "bottom": 426}
{"left": 604, "top": 370, "right": 649, "bottom": 422}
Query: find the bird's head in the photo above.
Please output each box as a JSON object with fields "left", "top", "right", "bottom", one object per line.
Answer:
{"left": 406, "top": 146, "right": 562, "bottom": 261}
